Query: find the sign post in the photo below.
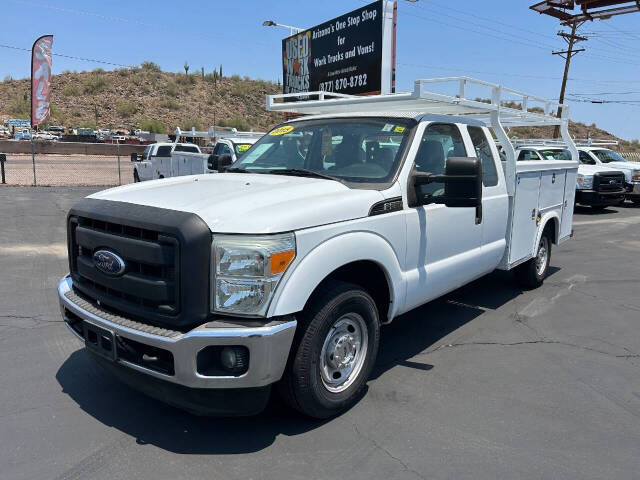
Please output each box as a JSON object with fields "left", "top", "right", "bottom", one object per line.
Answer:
{"left": 282, "top": 0, "right": 396, "bottom": 97}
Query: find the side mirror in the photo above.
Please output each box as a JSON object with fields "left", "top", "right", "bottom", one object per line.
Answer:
{"left": 216, "top": 154, "right": 233, "bottom": 172}
{"left": 413, "top": 157, "right": 482, "bottom": 223}
{"left": 208, "top": 153, "right": 233, "bottom": 171}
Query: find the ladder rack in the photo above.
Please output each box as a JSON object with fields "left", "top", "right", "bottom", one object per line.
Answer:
{"left": 266, "top": 76, "right": 578, "bottom": 198}
{"left": 267, "top": 76, "right": 568, "bottom": 128}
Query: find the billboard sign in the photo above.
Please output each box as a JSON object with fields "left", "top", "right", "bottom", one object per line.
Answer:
{"left": 6, "top": 119, "right": 31, "bottom": 128}
{"left": 282, "top": 0, "right": 395, "bottom": 96}
{"left": 31, "top": 34, "right": 54, "bottom": 127}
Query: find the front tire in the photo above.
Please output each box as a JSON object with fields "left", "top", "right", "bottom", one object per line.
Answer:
{"left": 278, "top": 281, "right": 380, "bottom": 418}
{"left": 514, "top": 233, "right": 551, "bottom": 289}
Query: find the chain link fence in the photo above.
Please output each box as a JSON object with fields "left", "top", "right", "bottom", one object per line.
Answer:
{"left": 0, "top": 142, "right": 138, "bottom": 186}
{"left": 621, "top": 152, "right": 640, "bottom": 162}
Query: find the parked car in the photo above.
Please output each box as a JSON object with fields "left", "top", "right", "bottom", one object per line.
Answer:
{"left": 515, "top": 145, "right": 626, "bottom": 210}
{"left": 58, "top": 77, "right": 579, "bottom": 418}
{"left": 33, "top": 132, "right": 60, "bottom": 141}
{"left": 0, "top": 126, "right": 11, "bottom": 138}
{"left": 577, "top": 147, "right": 640, "bottom": 205}
{"left": 13, "top": 128, "right": 31, "bottom": 140}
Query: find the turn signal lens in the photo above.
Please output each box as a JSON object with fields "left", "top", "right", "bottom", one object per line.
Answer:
{"left": 270, "top": 250, "right": 295, "bottom": 275}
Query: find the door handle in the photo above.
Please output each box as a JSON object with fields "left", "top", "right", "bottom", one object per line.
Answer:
{"left": 552, "top": 173, "right": 556, "bottom": 183}
{"left": 531, "top": 208, "right": 536, "bottom": 220}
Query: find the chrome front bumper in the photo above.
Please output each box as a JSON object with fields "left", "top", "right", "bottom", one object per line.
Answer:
{"left": 58, "top": 276, "right": 297, "bottom": 389}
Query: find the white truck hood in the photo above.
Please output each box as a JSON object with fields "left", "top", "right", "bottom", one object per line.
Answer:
{"left": 578, "top": 164, "right": 623, "bottom": 176}
{"left": 89, "top": 173, "right": 384, "bottom": 233}
{"left": 597, "top": 162, "right": 637, "bottom": 182}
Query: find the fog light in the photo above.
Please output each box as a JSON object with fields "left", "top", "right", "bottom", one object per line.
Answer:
{"left": 221, "top": 346, "right": 249, "bottom": 373}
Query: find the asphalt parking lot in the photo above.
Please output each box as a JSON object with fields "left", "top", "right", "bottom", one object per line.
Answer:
{"left": 1, "top": 186, "right": 639, "bottom": 480}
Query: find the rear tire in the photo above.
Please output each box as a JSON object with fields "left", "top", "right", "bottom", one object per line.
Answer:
{"left": 278, "top": 281, "right": 380, "bottom": 418}
{"left": 514, "top": 232, "right": 551, "bottom": 289}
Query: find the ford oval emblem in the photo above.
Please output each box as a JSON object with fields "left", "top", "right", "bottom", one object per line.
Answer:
{"left": 93, "top": 250, "right": 126, "bottom": 276}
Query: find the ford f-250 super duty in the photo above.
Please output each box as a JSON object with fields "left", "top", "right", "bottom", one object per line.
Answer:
{"left": 58, "top": 77, "right": 578, "bottom": 418}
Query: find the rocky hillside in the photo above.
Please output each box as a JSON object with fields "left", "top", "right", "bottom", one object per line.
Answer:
{"left": 0, "top": 62, "right": 284, "bottom": 133}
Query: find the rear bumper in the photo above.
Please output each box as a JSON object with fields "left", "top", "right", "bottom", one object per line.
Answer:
{"left": 576, "top": 189, "right": 625, "bottom": 205}
{"left": 58, "top": 275, "right": 296, "bottom": 412}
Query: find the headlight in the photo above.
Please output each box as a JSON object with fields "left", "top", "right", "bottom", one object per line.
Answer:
{"left": 632, "top": 169, "right": 640, "bottom": 182}
{"left": 212, "top": 233, "right": 295, "bottom": 316}
{"left": 577, "top": 174, "right": 593, "bottom": 189}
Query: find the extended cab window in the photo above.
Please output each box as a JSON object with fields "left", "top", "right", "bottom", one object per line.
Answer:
{"left": 468, "top": 126, "right": 498, "bottom": 187}
{"left": 414, "top": 123, "right": 467, "bottom": 198}
{"left": 174, "top": 145, "right": 200, "bottom": 153}
{"left": 232, "top": 118, "right": 415, "bottom": 186}
{"left": 156, "top": 146, "right": 172, "bottom": 157}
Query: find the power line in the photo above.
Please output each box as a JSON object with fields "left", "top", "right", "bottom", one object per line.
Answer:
{"left": 0, "top": 43, "right": 134, "bottom": 67}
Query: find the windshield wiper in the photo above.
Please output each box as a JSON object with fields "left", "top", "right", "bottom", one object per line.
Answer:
{"left": 266, "top": 168, "right": 338, "bottom": 181}
{"left": 225, "top": 167, "right": 250, "bottom": 173}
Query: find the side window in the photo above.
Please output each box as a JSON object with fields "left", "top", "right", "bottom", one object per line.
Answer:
{"left": 468, "top": 126, "right": 498, "bottom": 187}
{"left": 156, "top": 146, "right": 172, "bottom": 157}
{"left": 518, "top": 150, "right": 540, "bottom": 161}
{"left": 579, "top": 151, "right": 595, "bottom": 165}
{"left": 414, "top": 123, "right": 467, "bottom": 199}
{"left": 220, "top": 143, "right": 232, "bottom": 155}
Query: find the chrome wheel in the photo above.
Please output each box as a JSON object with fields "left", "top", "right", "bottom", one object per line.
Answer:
{"left": 320, "top": 314, "right": 369, "bottom": 393}
{"left": 535, "top": 236, "right": 549, "bottom": 276}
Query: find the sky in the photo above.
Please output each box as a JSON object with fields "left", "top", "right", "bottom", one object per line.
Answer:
{"left": 1, "top": 0, "right": 639, "bottom": 140}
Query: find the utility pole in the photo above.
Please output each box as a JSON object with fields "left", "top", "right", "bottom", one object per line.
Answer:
{"left": 552, "top": 20, "right": 586, "bottom": 137}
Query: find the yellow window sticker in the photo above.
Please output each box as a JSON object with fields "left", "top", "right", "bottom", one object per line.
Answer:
{"left": 393, "top": 126, "right": 406, "bottom": 133}
{"left": 236, "top": 144, "right": 251, "bottom": 153}
{"left": 269, "top": 125, "right": 294, "bottom": 136}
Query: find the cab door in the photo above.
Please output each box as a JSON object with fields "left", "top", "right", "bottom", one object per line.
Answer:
{"left": 404, "top": 123, "right": 483, "bottom": 311}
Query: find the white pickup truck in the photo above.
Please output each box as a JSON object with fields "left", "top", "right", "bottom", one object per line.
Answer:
{"left": 512, "top": 142, "right": 626, "bottom": 210}
{"left": 576, "top": 144, "right": 640, "bottom": 205}
{"left": 132, "top": 142, "right": 202, "bottom": 182}
{"left": 58, "top": 77, "right": 578, "bottom": 417}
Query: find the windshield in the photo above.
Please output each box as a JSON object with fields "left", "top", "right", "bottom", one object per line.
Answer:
{"left": 142, "top": 145, "right": 152, "bottom": 160}
{"left": 539, "top": 148, "right": 572, "bottom": 160}
{"left": 592, "top": 149, "right": 627, "bottom": 163}
{"left": 232, "top": 118, "right": 415, "bottom": 185}
{"left": 233, "top": 143, "right": 253, "bottom": 157}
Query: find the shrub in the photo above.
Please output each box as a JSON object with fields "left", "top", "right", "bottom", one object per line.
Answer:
{"left": 140, "top": 119, "right": 165, "bottom": 133}
{"left": 8, "top": 96, "right": 30, "bottom": 116}
{"left": 3, "top": 75, "right": 13, "bottom": 82}
{"left": 165, "top": 81, "right": 179, "bottom": 97}
{"left": 83, "top": 74, "right": 106, "bottom": 94}
{"left": 116, "top": 101, "right": 138, "bottom": 118}
{"left": 175, "top": 74, "right": 197, "bottom": 86}
{"left": 220, "top": 116, "right": 250, "bottom": 131}
{"left": 140, "top": 61, "right": 162, "bottom": 72}
{"left": 229, "top": 81, "right": 253, "bottom": 97}
{"left": 183, "top": 119, "right": 202, "bottom": 130}
{"left": 92, "top": 67, "right": 105, "bottom": 74}
{"left": 62, "top": 84, "right": 81, "bottom": 97}
{"left": 160, "top": 98, "right": 180, "bottom": 110}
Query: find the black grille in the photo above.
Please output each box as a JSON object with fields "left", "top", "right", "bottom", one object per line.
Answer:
{"left": 69, "top": 216, "right": 180, "bottom": 317}
{"left": 593, "top": 172, "right": 625, "bottom": 192}
{"left": 67, "top": 198, "right": 212, "bottom": 330}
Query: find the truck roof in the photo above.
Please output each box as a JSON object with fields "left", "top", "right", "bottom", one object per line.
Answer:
{"left": 288, "top": 111, "right": 488, "bottom": 127}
